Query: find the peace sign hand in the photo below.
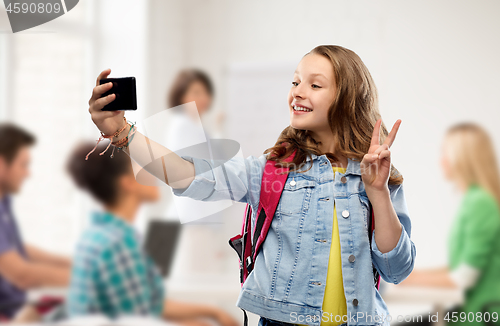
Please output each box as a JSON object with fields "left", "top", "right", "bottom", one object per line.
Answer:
{"left": 361, "top": 119, "right": 402, "bottom": 194}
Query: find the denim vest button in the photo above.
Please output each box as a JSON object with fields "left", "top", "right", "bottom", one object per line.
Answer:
{"left": 342, "top": 210, "right": 349, "bottom": 218}
{"left": 340, "top": 176, "right": 347, "bottom": 183}
{"left": 290, "top": 180, "right": 296, "bottom": 186}
{"left": 348, "top": 255, "right": 356, "bottom": 263}
{"left": 352, "top": 299, "right": 359, "bottom": 306}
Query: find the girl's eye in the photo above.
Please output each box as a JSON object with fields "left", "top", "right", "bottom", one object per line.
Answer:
{"left": 312, "top": 84, "right": 321, "bottom": 89}
{"left": 292, "top": 81, "right": 299, "bottom": 86}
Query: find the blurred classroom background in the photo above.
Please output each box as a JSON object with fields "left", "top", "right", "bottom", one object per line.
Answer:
{"left": 1, "top": 0, "right": 500, "bottom": 324}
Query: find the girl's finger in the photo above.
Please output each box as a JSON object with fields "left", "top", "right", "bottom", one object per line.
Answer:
{"left": 383, "top": 119, "right": 402, "bottom": 148}
{"left": 96, "top": 68, "right": 111, "bottom": 86}
{"left": 362, "top": 153, "right": 378, "bottom": 166}
{"left": 370, "top": 119, "right": 382, "bottom": 147}
{"left": 379, "top": 149, "right": 391, "bottom": 161}
{"left": 90, "top": 82, "right": 114, "bottom": 102}
{"left": 373, "top": 144, "right": 389, "bottom": 155}
{"left": 91, "top": 94, "right": 116, "bottom": 111}
{"left": 361, "top": 154, "right": 378, "bottom": 175}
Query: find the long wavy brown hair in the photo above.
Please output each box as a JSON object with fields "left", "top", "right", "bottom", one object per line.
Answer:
{"left": 263, "top": 45, "right": 403, "bottom": 185}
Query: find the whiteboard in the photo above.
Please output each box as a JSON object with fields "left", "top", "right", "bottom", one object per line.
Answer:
{"left": 224, "top": 61, "right": 298, "bottom": 158}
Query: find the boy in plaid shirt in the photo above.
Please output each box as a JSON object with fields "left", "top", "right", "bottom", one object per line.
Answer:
{"left": 68, "top": 210, "right": 165, "bottom": 317}
{"left": 66, "top": 142, "right": 238, "bottom": 326}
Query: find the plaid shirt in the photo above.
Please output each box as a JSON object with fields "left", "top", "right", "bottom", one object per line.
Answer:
{"left": 67, "top": 211, "right": 165, "bottom": 319}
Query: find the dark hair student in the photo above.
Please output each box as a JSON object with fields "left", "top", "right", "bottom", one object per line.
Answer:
{"left": 66, "top": 141, "right": 132, "bottom": 206}
{"left": 64, "top": 141, "right": 239, "bottom": 326}
{"left": 0, "top": 123, "right": 35, "bottom": 164}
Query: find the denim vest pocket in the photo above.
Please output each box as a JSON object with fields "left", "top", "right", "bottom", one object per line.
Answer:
{"left": 277, "top": 175, "right": 316, "bottom": 215}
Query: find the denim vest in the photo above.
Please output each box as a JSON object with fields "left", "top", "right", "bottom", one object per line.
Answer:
{"left": 172, "top": 152, "right": 416, "bottom": 326}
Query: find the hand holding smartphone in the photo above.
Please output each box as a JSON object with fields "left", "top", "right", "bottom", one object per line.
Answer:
{"left": 99, "top": 77, "right": 137, "bottom": 111}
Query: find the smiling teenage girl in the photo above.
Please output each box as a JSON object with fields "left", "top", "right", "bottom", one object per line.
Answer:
{"left": 86, "top": 45, "right": 416, "bottom": 326}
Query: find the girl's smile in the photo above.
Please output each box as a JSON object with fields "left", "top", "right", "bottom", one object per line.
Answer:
{"left": 292, "top": 104, "right": 313, "bottom": 114}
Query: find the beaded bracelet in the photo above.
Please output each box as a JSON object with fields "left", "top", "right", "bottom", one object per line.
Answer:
{"left": 111, "top": 122, "right": 137, "bottom": 155}
{"left": 111, "top": 127, "right": 130, "bottom": 147}
{"left": 124, "top": 124, "right": 137, "bottom": 147}
{"left": 85, "top": 117, "right": 131, "bottom": 160}
{"left": 112, "top": 137, "right": 128, "bottom": 148}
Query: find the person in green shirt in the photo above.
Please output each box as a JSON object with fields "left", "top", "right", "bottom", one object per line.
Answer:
{"left": 398, "top": 122, "right": 500, "bottom": 326}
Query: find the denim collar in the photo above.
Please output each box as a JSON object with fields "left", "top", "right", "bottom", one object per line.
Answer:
{"left": 304, "top": 153, "right": 362, "bottom": 176}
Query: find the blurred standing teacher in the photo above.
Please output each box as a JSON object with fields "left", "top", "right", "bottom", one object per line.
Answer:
{"left": 162, "top": 69, "right": 231, "bottom": 276}
{"left": 163, "top": 68, "right": 229, "bottom": 222}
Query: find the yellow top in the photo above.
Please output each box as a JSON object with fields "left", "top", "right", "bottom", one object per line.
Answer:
{"left": 321, "top": 166, "right": 347, "bottom": 326}
{"left": 296, "top": 166, "right": 347, "bottom": 326}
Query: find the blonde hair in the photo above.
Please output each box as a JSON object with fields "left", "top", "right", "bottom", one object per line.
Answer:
{"left": 443, "top": 122, "right": 500, "bottom": 206}
{"left": 264, "top": 45, "right": 403, "bottom": 185}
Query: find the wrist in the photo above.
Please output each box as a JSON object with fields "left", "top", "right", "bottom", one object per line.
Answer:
{"left": 365, "top": 186, "right": 390, "bottom": 200}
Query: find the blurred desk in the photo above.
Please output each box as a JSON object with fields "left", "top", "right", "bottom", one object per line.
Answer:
{"left": 28, "top": 287, "right": 67, "bottom": 301}
{"left": 27, "top": 274, "right": 243, "bottom": 302}
{"left": 164, "top": 274, "right": 259, "bottom": 326}
{"left": 383, "top": 283, "right": 464, "bottom": 326}
{"left": 164, "top": 273, "right": 240, "bottom": 298}
{"left": 27, "top": 275, "right": 262, "bottom": 326}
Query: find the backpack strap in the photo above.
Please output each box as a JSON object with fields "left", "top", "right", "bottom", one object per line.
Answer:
{"left": 229, "top": 204, "right": 252, "bottom": 284}
{"left": 367, "top": 201, "right": 381, "bottom": 289}
{"left": 246, "top": 149, "right": 297, "bottom": 276}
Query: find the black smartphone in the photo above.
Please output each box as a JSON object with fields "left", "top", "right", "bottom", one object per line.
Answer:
{"left": 99, "top": 77, "right": 137, "bottom": 111}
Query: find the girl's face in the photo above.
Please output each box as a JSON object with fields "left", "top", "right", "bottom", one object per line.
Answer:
{"left": 181, "top": 80, "right": 212, "bottom": 116}
{"left": 287, "top": 53, "right": 337, "bottom": 132}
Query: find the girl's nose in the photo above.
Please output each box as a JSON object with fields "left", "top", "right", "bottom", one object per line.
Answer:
{"left": 293, "top": 85, "right": 305, "bottom": 99}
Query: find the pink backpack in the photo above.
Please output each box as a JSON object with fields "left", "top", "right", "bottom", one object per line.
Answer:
{"left": 228, "top": 148, "right": 380, "bottom": 324}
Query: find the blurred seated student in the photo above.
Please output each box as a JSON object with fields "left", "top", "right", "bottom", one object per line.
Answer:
{"left": 0, "top": 123, "right": 71, "bottom": 321}
{"left": 399, "top": 123, "right": 500, "bottom": 326}
{"left": 65, "top": 141, "right": 239, "bottom": 326}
